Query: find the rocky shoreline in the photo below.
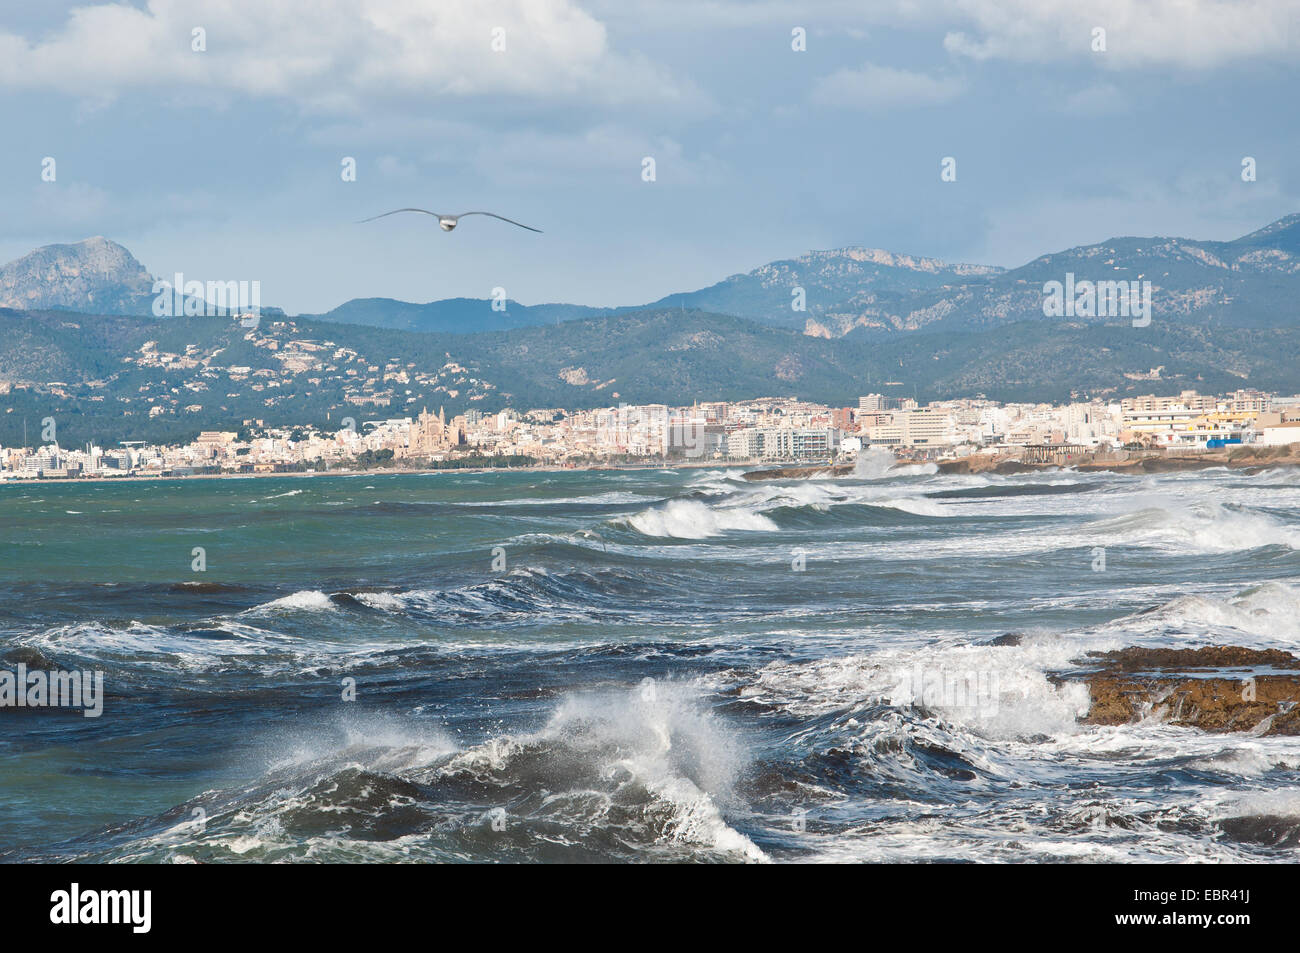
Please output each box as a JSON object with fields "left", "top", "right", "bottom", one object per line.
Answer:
{"left": 947, "top": 444, "right": 1300, "bottom": 476}
{"left": 742, "top": 462, "right": 856, "bottom": 481}
{"left": 743, "top": 445, "right": 1300, "bottom": 481}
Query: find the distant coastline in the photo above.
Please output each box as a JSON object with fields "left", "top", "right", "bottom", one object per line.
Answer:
{"left": 0, "top": 458, "right": 741, "bottom": 486}
{"left": 11, "top": 445, "right": 1300, "bottom": 487}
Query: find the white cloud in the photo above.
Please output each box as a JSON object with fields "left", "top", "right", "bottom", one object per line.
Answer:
{"left": 810, "top": 62, "right": 962, "bottom": 109}
{"left": 941, "top": 0, "right": 1299, "bottom": 68}
{"left": 0, "top": 0, "right": 698, "bottom": 110}
{"left": 597, "top": 0, "right": 1299, "bottom": 70}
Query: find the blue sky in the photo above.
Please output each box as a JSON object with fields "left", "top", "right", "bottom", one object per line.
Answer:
{"left": 1, "top": 0, "right": 1297, "bottom": 313}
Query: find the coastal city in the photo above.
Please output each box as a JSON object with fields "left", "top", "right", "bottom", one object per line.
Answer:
{"left": 4, "top": 387, "right": 1300, "bottom": 480}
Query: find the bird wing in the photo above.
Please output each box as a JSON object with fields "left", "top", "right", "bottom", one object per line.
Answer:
{"left": 455, "top": 212, "right": 543, "bottom": 233}
{"left": 356, "top": 208, "right": 442, "bottom": 223}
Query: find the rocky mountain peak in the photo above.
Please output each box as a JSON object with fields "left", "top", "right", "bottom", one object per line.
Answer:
{"left": 0, "top": 236, "right": 156, "bottom": 315}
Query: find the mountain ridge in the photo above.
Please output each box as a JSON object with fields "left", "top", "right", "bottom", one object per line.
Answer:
{"left": 4, "top": 213, "right": 1297, "bottom": 337}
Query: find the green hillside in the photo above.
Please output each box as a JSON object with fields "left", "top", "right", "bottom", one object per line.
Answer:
{"left": 2, "top": 304, "right": 1298, "bottom": 449}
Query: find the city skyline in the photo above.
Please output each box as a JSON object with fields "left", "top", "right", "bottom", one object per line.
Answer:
{"left": 7, "top": 384, "right": 1299, "bottom": 480}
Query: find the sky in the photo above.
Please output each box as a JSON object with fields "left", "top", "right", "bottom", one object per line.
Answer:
{"left": 1, "top": 0, "right": 1298, "bottom": 314}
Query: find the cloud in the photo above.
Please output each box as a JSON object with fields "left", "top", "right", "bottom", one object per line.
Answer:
{"left": 941, "top": 0, "right": 1299, "bottom": 68}
{"left": 597, "top": 0, "right": 1299, "bottom": 70}
{"left": 0, "top": 0, "right": 698, "bottom": 110}
{"left": 810, "top": 62, "right": 962, "bottom": 110}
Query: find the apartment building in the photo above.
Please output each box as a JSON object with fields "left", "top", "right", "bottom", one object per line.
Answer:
{"left": 728, "top": 426, "right": 840, "bottom": 460}
{"left": 865, "top": 407, "right": 956, "bottom": 447}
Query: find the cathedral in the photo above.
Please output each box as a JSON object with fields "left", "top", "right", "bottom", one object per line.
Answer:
{"left": 409, "top": 407, "right": 466, "bottom": 456}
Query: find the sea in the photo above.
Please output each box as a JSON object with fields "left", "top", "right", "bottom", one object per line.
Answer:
{"left": 2, "top": 454, "right": 1299, "bottom": 863}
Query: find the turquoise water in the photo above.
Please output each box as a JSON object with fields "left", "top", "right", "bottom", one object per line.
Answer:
{"left": 2, "top": 463, "right": 1299, "bottom": 862}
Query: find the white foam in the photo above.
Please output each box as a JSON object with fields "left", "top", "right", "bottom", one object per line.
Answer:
{"left": 250, "top": 590, "right": 335, "bottom": 613}
{"left": 438, "top": 682, "right": 765, "bottom": 861}
{"left": 465, "top": 490, "right": 653, "bottom": 507}
{"left": 623, "top": 499, "right": 779, "bottom": 538}
{"left": 1216, "top": 790, "right": 1300, "bottom": 822}
{"left": 259, "top": 489, "right": 304, "bottom": 500}
{"left": 1089, "top": 501, "right": 1300, "bottom": 553}
{"left": 732, "top": 635, "right": 1093, "bottom": 741}
{"left": 847, "top": 448, "right": 940, "bottom": 480}
{"left": 853, "top": 448, "right": 900, "bottom": 479}
{"left": 352, "top": 591, "right": 407, "bottom": 611}
{"left": 1101, "top": 580, "right": 1300, "bottom": 649}
{"left": 871, "top": 496, "right": 952, "bottom": 517}
{"left": 1192, "top": 745, "right": 1300, "bottom": 776}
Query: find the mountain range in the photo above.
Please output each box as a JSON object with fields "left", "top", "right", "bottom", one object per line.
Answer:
{"left": 289, "top": 213, "right": 1300, "bottom": 337}
{"left": 5, "top": 215, "right": 1299, "bottom": 337}
{"left": 1, "top": 215, "right": 1298, "bottom": 447}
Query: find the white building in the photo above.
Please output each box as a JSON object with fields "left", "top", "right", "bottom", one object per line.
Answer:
{"left": 1260, "top": 421, "right": 1300, "bottom": 447}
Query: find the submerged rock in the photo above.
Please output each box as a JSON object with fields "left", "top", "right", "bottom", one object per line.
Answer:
{"left": 1217, "top": 814, "right": 1300, "bottom": 848}
{"left": 742, "top": 463, "right": 854, "bottom": 481}
{"left": 982, "top": 633, "right": 1024, "bottom": 647}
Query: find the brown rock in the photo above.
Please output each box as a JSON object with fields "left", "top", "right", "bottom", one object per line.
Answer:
{"left": 742, "top": 463, "right": 854, "bottom": 481}
{"left": 1067, "top": 645, "right": 1300, "bottom": 735}
{"left": 1081, "top": 674, "right": 1300, "bottom": 734}
{"left": 1084, "top": 646, "right": 1300, "bottom": 672}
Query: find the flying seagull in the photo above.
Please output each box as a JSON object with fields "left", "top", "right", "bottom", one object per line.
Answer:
{"left": 358, "top": 208, "right": 542, "bottom": 233}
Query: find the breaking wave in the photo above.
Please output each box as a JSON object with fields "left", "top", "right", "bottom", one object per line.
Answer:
{"left": 44, "top": 687, "right": 764, "bottom": 864}
{"left": 620, "top": 499, "right": 779, "bottom": 538}
{"left": 1100, "top": 580, "right": 1300, "bottom": 649}
{"left": 1086, "top": 501, "right": 1300, "bottom": 553}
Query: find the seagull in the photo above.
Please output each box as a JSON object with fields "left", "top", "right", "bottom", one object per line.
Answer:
{"left": 357, "top": 208, "right": 542, "bottom": 233}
